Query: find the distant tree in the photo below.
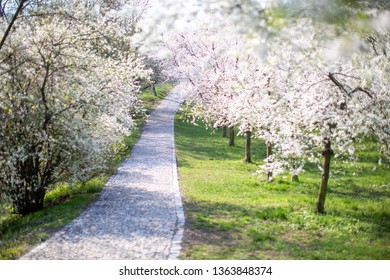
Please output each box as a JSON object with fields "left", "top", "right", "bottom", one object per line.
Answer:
{"left": 155, "top": 3, "right": 389, "bottom": 213}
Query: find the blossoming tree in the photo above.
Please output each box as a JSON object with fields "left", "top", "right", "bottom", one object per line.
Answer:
{"left": 153, "top": 2, "right": 389, "bottom": 213}
{"left": 0, "top": 0, "right": 150, "bottom": 214}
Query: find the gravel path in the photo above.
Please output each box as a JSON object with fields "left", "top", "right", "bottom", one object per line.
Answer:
{"left": 21, "top": 88, "right": 186, "bottom": 260}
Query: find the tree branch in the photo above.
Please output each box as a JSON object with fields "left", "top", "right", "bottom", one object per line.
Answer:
{"left": 350, "top": 86, "right": 373, "bottom": 98}
{"left": 328, "top": 72, "right": 373, "bottom": 99}
{"left": 328, "top": 72, "right": 349, "bottom": 95}
{"left": 0, "top": 0, "right": 29, "bottom": 51}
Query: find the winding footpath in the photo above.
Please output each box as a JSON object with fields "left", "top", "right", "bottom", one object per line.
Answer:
{"left": 22, "top": 88, "right": 186, "bottom": 260}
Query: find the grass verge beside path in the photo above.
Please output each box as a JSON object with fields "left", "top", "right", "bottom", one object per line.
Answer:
{"left": 0, "top": 83, "right": 173, "bottom": 260}
{"left": 174, "top": 112, "right": 390, "bottom": 260}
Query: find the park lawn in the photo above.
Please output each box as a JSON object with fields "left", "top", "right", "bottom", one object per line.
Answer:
{"left": 174, "top": 112, "right": 390, "bottom": 260}
{"left": 0, "top": 83, "right": 173, "bottom": 260}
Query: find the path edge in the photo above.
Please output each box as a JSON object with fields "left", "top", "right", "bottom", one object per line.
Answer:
{"left": 168, "top": 92, "right": 185, "bottom": 260}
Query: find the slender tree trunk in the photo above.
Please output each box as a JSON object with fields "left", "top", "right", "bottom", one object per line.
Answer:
{"left": 222, "top": 126, "right": 227, "bottom": 138}
{"left": 291, "top": 158, "right": 299, "bottom": 182}
{"left": 151, "top": 83, "right": 157, "bottom": 96}
{"left": 266, "top": 142, "right": 273, "bottom": 181}
{"left": 0, "top": 0, "right": 27, "bottom": 51}
{"left": 316, "top": 138, "right": 334, "bottom": 213}
{"left": 245, "top": 130, "right": 251, "bottom": 162}
{"left": 229, "top": 126, "right": 235, "bottom": 146}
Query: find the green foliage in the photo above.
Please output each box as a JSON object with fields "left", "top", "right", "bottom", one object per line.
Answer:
{"left": 175, "top": 113, "right": 390, "bottom": 260}
{"left": 44, "top": 177, "right": 107, "bottom": 208}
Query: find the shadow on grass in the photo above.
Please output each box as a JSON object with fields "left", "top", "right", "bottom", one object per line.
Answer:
{"left": 175, "top": 112, "right": 389, "bottom": 259}
{"left": 330, "top": 182, "right": 390, "bottom": 200}
{"left": 175, "top": 120, "right": 267, "bottom": 165}
{"left": 181, "top": 198, "right": 390, "bottom": 260}
{"left": 0, "top": 194, "right": 96, "bottom": 259}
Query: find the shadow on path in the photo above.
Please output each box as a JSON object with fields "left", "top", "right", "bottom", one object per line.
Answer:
{"left": 21, "top": 88, "right": 187, "bottom": 260}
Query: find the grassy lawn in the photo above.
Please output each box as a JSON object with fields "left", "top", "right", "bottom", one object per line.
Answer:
{"left": 0, "top": 83, "right": 173, "bottom": 260}
{"left": 174, "top": 112, "right": 390, "bottom": 260}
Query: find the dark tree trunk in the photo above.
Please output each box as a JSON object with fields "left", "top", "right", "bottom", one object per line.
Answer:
{"left": 245, "top": 131, "right": 251, "bottom": 163}
{"left": 151, "top": 84, "right": 157, "bottom": 96}
{"left": 222, "top": 126, "right": 227, "bottom": 138}
{"left": 229, "top": 126, "right": 235, "bottom": 146}
{"left": 13, "top": 183, "right": 46, "bottom": 215}
{"left": 316, "top": 138, "right": 334, "bottom": 213}
{"left": 267, "top": 143, "right": 273, "bottom": 181}
{"left": 0, "top": 0, "right": 27, "bottom": 51}
{"left": 11, "top": 155, "right": 47, "bottom": 215}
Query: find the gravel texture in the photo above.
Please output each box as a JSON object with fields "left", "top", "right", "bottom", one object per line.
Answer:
{"left": 21, "top": 88, "right": 186, "bottom": 260}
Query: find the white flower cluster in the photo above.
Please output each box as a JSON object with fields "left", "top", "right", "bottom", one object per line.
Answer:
{"left": 0, "top": 0, "right": 150, "bottom": 214}
{"left": 152, "top": 4, "right": 389, "bottom": 179}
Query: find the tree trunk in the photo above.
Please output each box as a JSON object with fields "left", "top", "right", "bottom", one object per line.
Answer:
{"left": 291, "top": 158, "right": 299, "bottom": 182}
{"left": 13, "top": 184, "right": 46, "bottom": 215}
{"left": 229, "top": 126, "right": 235, "bottom": 146}
{"left": 245, "top": 131, "right": 251, "bottom": 163}
{"left": 316, "top": 138, "right": 334, "bottom": 213}
{"left": 267, "top": 143, "right": 273, "bottom": 181}
{"left": 0, "top": 0, "right": 27, "bottom": 51}
{"left": 11, "top": 155, "right": 47, "bottom": 215}
{"left": 222, "top": 126, "right": 227, "bottom": 138}
{"left": 151, "top": 84, "right": 157, "bottom": 96}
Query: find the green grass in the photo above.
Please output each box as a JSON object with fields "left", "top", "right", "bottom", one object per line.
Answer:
{"left": 0, "top": 83, "right": 173, "bottom": 260}
{"left": 139, "top": 83, "right": 174, "bottom": 114}
{"left": 175, "top": 112, "right": 390, "bottom": 260}
{"left": 0, "top": 177, "right": 106, "bottom": 259}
